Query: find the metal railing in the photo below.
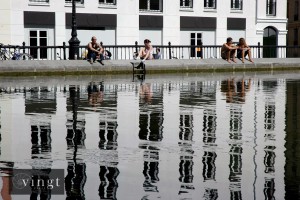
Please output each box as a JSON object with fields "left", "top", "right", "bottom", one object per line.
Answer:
{"left": 29, "top": 0, "right": 49, "bottom": 2}
{"left": 1, "top": 41, "right": 300, "bottom": 60}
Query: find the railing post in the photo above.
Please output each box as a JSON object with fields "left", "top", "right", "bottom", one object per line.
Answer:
{"left": 200, "top": 41, "right": 203, "bottom": 59}
{"left": 168, "top": 42, "right": 172, "bottom": 59}
{"left": 258, "top": 42, "right": 261, "bottom": 58}
{"left": 63, "top": 42, "right": 66, "bottom": 60}
{"left": 135, "top": 41, "right": 138, "bottom": 53}
{"left": 22, "top": 42, "right": 25, "bottom": 54}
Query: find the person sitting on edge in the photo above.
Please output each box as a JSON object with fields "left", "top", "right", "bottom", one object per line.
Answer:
{"left": 87, "top": 36, "right": 104, "bottom": 65}
{"left": 221, "top": 37, "right": 238, "bottom": 63}
{"left": 236, "top": 38, "right": 254, "bottom": 63}
{"left": 138, "top": 39, "right": 153, "bottom": 61}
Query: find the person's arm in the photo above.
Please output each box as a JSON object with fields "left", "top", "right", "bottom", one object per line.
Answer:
{"left": 88, "top": 43, "right": 101, "bottom": 54}
{"left": 245, "top": 45, "right": 251, "bottom": 50}
{"left": 143, "top": 46, "right": 153, "bottom": 61}
{"left": 230, "top": 44, "right": 238, "bottom": 50}
{"left": 98, "top": 44, "right": 104, "bottom": 54}
{"left": 224, "top": 43, "right": 237, "bottom": 50}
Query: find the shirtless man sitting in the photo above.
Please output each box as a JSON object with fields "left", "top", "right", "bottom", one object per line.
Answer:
{"left": 87, "top": 36, "right": 104, "bottom": 65}
{"left": 221, "top": 37, "right": 238, "bottom": 63}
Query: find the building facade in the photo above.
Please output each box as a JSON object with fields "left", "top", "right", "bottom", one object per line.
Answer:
{"left": 0, "top": 0, "right": 287, "bottom": 48}
{"left": 287, "top": 0, "right": 300, "bottom": 58}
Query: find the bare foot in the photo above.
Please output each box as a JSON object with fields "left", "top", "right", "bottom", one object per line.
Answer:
{"left": 249, "top": 59, "right": 254, "bottom": 63}
{"left": 242, "top": 60, "right": 245, "bottom": 63}
{"left": 232, "top": 59, "right": 237, "bottom": 63}
{"left": 226, "top": 59, "right": 231, "bottom": 63}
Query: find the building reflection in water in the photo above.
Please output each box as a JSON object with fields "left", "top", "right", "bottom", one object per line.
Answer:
{"left": 227, "top": 89, "right": 243, "bottom": 200}
{"left": 228, "top": 106, "right": 243, "bottom": 200}
{"left": 97, "top": 82, "right": 119, "bottom": 200}
{"left": 221, "top": 78, "right": 248, "bottom": 200}
{"left": 178, "top": 81, "right": 200, "bottom": 196}
{"left": 0, "top": 77, "right": 289, "bottom": 199}
{"left": 202, "top": 107, "right": 218, "bottom": 200}
{"left": 25, "top": 86, "right": 55, "bottom": 199}
{"left": 285, "top": 80, "right": 300, "bottom": 199}
{"left": 262, "top": 81, "right": 277, "bottom": 200}
{"left": 202, "top": 108, "right": 217, "bottom": 180}
{"left": 139, "top": 82, "right": 163, "bottom": 198}
{"left": 65, "top": 85, "right": 87, "bottom": 200}
{"left": 178, "top": 112, "right": 195, "bottom": 195}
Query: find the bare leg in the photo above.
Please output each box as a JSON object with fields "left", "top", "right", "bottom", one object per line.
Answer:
{"left": 242, "top": 50, "right": 245, "bottom": 63}
{"left": 231, "top": 50, "right": 237, "bottom": 63}
{"left": 226, "top": 51, "right": 231, "bottom": 63}
{"left": 138, "top": 48, "right": 145, "bottom": 58}
{"left": 248, "top": 49, "right": 254, "bottom": 63}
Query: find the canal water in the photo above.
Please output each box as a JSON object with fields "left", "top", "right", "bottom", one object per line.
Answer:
{"left": 0, "top": 72, "right": 299, "bottom": 200}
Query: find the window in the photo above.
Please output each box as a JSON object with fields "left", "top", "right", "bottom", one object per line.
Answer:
{"left": 294, "top": 28, "right": 298, "bottom": 46}
{"left": 65, "top": 0, "right": 84, "bottom": 3}
{"left": 231, "top": 0, "right": 242, "bottom": 10}
{"left": 139, "top": 0, "right": 163, "bottom": 12}
{"left": 295, "top": 1, "right": 299, "bottom": 21}
{"left": 204, "top": 0, "right": 216, "bottom": 9}
{"left": 180, "top": 0, "right": 193, "bottom": 9}
{"left": 266, "top": 0, "right": 276, "bottom": 16}
{"left": 190, "top": 33, "right": 202, "bottom": 58}
{"left": 29, "top": 30, "right": 48, "bottom": 60}
{"left": 99, "top": 0, "right": 116, "bottom": 5}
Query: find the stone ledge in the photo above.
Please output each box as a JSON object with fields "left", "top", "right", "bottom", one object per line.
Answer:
{"left": 0, "top": 58, "right": 300, "bottom": 76}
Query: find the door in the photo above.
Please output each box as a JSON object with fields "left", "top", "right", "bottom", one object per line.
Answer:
{"left": 29, "top": 30, "right": 48, "bottom": 60}
{"left": 263, "top": 27, "right": 277, "bottom": 58}
{"left": 190, "top": 33, "right": 202, "bottom": 58}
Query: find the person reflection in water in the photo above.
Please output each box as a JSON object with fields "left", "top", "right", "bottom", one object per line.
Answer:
{"left": 140, "top": 82, "right": 152, "bottom": 104}
{"left": 221, "top": 78, "right": 251, "bottom": 103}
{"left": 88, "top": 82, "right": 104, "bottom": 107}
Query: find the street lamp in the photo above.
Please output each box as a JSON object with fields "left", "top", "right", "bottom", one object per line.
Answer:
{"left": 68, "top": 0, "right": 80, "bottom": 60}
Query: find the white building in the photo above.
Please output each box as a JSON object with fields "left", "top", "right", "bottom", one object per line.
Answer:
{"left": 0, "top": 0, "right": 287, "bottom": 55}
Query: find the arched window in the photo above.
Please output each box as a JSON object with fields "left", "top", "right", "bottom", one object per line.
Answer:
{"left": 263, "top": 27, "right": 277, "bottom": 38}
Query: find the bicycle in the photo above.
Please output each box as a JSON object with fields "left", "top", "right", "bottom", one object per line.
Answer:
{"left": 11, "top": 46, "right": 33, "bottom": 60}
{"left": 0, "top": 44, "right": 32, "bottom": 60}
{"left": 0, "top": 43, "right": 11, "bottom": 60}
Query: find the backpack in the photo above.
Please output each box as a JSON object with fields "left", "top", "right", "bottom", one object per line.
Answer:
{"left": 105, "top": 50, "right": 112, "bottom": 59}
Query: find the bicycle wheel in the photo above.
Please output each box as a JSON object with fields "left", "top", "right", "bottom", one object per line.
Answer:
{"left": 19, "top": 53, "right": 33, "bottom": 60}
{"left": 0, "top": 52, "right": 9, "bottom": 60}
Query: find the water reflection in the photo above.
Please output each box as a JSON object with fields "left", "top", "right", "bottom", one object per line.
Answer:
{"left": 221, "top": 78, "right": 251, "bottom": 103}
{"left": 139, "top": 82, "right": 163, "bottom": 199}
{"left": 87, "top": 82, "right": 104, "bottom": 107}
{"left": 0, "top": 74, "right": 294, "bottom": 199}
{"left": 65, "top": 85, "right": 86, "bottom": 200}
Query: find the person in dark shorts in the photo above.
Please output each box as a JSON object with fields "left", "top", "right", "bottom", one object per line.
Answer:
{"left": 221, "top": 37, "right": 238, "bottom": 63}
{"left": 236, "top": 38, "right": 254, "bottom": 63}
{"left": 87, "top": 36, "right": 104, "bottom": 65}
